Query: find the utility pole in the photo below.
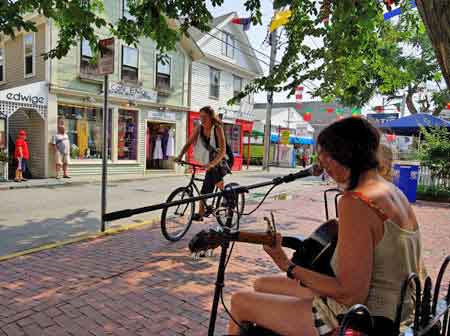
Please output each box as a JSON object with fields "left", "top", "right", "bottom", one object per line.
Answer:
{"left": 262, "top": 27, "right": 278, "bottom": 171}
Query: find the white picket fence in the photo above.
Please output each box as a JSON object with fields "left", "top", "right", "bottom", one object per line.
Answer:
{"left": 418, "top": 166, "right": 450, "bottom": 190}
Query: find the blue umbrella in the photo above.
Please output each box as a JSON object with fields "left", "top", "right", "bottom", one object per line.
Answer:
{"left": 378, "top": 113, "right": 450, "bottom": 136}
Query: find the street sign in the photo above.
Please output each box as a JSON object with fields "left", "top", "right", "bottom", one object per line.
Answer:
{"left": 98, "top": 38, "right": 115, "bottom": 75}
{"left": 281, "top": 129, "right": 290, "bottom": 145}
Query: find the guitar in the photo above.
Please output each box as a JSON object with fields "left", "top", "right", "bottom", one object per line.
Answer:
{"left": 189, "top": 219, "right": 338, "bottom": 276}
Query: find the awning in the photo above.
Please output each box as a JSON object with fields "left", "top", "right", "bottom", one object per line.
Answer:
{"left": 270, "top": 134, "right": 314, "bottom": 145}
{"left": 378, "top": 113, "right": 450, "bottom": 136}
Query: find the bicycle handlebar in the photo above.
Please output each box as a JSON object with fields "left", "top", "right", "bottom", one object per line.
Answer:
{"left": 175, "top": 160, "right": 204, "bottom": 169}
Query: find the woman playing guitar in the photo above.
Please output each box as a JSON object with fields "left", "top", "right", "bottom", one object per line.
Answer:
{"left": 228, "top": 117, "right": 425, "bottom": 336}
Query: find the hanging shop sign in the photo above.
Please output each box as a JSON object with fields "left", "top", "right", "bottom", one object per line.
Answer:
{"left": 98, "top": 38, "right": 115, "bottom": 75}
{"left": 109, "top": 82, "right": 157, "bottom": 103}
{"left": 0, "top": 81, "right": 48, "bottom": 106}
{"left": 146, "top": 110, "right": 177, "bottom": 122}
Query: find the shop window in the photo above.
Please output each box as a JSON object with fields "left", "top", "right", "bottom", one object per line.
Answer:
{"left": 57, "top": 105, "right": 112, "bottom": 160}
{"left": 121, "top": 46, "right": 138, "bottom": 82}
{"left": 209, "top": 67, "right": 220, "bottom": 99}
{"left": 24, "top": 33, "right": 34, "bottom": 77}
{"left": 156, "top": 55, "right": 171, "bottom": 91}
{"left": 233, "top": 75, "right": 242, "bottom": 103}
{"left": 224, "top": 124, "right": 241, "bottom": 156}
{"left": 146, "top": 122, "right": 176, "bottom": 169}
{"left": 0, "top": 47, "right": 4, "bottom": 82}
{"left": 118, "top": 110, "right": 138, "bottom": 160}
{"left": 222, "top": 32, "right": 235, "bottom": 58}
{"left": 80, "top": 39, "right": 97, "bottom": 75}
{"left": 0, "top": 119, "right": 5, "bottom": 150}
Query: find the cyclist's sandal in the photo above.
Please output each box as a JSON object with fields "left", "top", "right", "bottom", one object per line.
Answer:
{"left": 192, "top": 213, "right": 204, "bottom": 222}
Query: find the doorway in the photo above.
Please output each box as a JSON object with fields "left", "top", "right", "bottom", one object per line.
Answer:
{"left": 8, "top": 108, "right": 46, "bottom": 179}
{"left": 146, "top": 121, "right": 176, "bottom": 169}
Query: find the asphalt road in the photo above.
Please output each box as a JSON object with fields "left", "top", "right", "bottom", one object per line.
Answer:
{"left": 0, "top": 168, "right": 321, "bottom": 256}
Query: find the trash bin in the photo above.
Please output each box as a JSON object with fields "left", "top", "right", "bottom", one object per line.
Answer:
{"left": 393, "top": 164, "right": 420, "bottom": 203}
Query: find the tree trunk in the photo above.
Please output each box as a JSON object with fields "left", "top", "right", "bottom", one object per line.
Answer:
{"left": 406, "top": 87, "right": 418, "bottom": 114}
{"left": 416, "top": 0, "right": 450, "bottom": 89}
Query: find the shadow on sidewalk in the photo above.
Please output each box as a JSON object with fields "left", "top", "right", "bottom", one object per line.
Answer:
{"left": 0, "top": 209, "right": 100, "bottom": 256}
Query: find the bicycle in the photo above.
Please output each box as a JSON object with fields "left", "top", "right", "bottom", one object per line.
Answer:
{"left": 160, "top": 160, "right": 245, "bottom": 242}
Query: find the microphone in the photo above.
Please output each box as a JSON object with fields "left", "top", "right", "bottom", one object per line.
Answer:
{"left": 275, "top": 164, "right": 323, "bottom": 184}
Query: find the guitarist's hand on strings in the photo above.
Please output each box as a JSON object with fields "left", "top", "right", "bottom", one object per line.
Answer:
{"left": 263, "top": 233, "right": 292, "bottom": 273}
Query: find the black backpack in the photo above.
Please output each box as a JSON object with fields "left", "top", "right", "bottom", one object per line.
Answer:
{"left": 214, "top": 127, "right": 234, "bottom": 168}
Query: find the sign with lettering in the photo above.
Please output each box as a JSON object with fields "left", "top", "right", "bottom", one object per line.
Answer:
{"left": 109, "top": 82, "right": 157, "bottom": 103}
{"left": 146, "top": 110, "right": 177, "bottom": 122}
{"left": 367, "top": 113, "right": 399, "bottom": 124}
{"left": 98, "top": 38, "right": 115, "bottom": 75}
{"left": 0, "top": 81, "right": 48, "bottom": 105}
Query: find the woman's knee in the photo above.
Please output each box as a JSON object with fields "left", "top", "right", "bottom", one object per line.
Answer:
{"left": 253, "top": 277, "right": 272, "bottom": 292}
{"left": 230, "top": 291, "right": 251, "bottom": 314}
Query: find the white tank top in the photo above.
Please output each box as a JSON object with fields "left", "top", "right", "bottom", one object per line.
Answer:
{"left": 194, "top": 125, "right": 216, "bottom": 165}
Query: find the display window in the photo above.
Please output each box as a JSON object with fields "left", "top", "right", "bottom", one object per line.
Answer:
{"left": 57, "top": 104, "right": 112, "bottom": 160}
{"left": 224, "top": 124, "right": 241, "bottom": 156}
{"left": 146, "top": 121, "right": 176, "bottom": 169}
{"left": 118, "top": 110, "right": 138, "bottom": 160}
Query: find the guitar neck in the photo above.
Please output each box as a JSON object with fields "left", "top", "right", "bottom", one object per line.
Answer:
{"left": 233, "top": 231, "right": 276, "bottom": 247}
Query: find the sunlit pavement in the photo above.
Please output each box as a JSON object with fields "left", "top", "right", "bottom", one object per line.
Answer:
{"left": 0, "top": 183, "right": 449, "bottom": 335}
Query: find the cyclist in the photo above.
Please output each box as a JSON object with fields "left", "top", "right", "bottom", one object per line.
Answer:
{"left": 176, "top": 106, "right": 228, "bottom": 221}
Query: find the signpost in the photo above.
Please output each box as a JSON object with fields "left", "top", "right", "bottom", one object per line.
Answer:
{"left": 98, "top": 38, "right": 115, "bottom": 232}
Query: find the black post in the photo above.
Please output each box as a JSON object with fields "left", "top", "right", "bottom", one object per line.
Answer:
{"left": 101, "top": 74, "right": 109, "bottom": 232}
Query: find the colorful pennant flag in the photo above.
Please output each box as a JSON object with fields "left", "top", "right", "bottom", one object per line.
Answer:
{"left": 374, "top": 105, "right": 384, "bottom": 113}
{"left": 447, "top": 102, "right": 450, "bottom": 109}
{"left": 303, "top": 112, "right": 312, "bottom": 122}
{"left": 295, "top": 86, "right": 304, "bottom": 110}
{"left": 269, "top": 9, "right": 292, "bottom": 32}
{"left": 386, "top": 134, "right": 396, "bottom": 143}
{"left": 336, "top": 108, "right": 344, "bottom": 115}
{"left": 231, "top": 17, "right": 252, "bottom": 31}
{"left": 326, "top": 107, "right": 334, "bottom": 114}
{"left": 351, "top": 108, "right": 361, "bottom": 115}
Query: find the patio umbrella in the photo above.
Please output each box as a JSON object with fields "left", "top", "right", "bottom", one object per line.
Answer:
{"left": 378, "top": 113, "right": 450, "bottom": 136}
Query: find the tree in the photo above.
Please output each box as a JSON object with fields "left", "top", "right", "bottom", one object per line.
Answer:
{"left": 417, "top": 127, "right": 450, "bottom": 187}
{"left": 382, "top": 16, "right": 447, "bottom": 115}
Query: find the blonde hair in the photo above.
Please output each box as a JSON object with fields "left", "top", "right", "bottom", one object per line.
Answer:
{"left": 378, "top": 144, "right": 394, "bottom": 181}
{"left": 200, "top": 106, "right": 223, "bottom": 128}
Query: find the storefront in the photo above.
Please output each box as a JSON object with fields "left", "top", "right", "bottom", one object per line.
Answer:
{"left": 187, "top": 111, "right": 253, "bottom": 171}
{"left": 0, "top": 81, "right": 48, "bottom": 181}
{"left": 49, "top": 81, "right": 187, "bottom": 177}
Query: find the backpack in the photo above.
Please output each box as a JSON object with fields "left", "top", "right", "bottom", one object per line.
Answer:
{"left": 214, "top": 126, "right": 234, "bottom": 168}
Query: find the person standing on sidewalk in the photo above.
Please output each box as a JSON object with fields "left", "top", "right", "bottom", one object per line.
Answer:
{"left": 52, "top": 123, "right": 71, "bottom": 179}
{"left": 14, "top": 130, "right": 29, "bottom": 182}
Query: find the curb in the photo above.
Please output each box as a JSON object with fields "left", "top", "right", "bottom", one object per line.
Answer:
{"left": 0, "top": 168, "right": 273, "bottom": 191}
{"left": 0, "top": 216, "right": 160, "bottom": 262}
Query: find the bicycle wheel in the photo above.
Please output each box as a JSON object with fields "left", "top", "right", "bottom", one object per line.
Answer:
{"left": 215, "top": 183, "right": 246, "bottom": 228}
{"left": 161, "top": 187, "right": 195, "bottom": 242}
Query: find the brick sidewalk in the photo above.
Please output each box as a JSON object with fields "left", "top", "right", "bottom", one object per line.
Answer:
{"left": 0, "top": 185, "right": 449, "bottom": 336}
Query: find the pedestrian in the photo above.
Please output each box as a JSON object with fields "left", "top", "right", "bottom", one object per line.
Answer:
{"left": 52, "top": 123, "right": 71, "bottom": 179}
{"left": 14, "top": 130, "right": 29, "bottom": 182}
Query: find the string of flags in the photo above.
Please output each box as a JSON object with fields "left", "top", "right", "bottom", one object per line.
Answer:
{"left": 297, "top": 105, "right": 362, "bottom": 122}
{"left": 295, "top": 86, "right": 304, "bottom": 110}
{"left": 269, "top": 9, "right": 292, "bottom": 32}
{"left": 231, "top": 17, "right": 252, "bottom": 31}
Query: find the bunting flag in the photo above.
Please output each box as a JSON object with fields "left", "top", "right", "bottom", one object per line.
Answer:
{"left": 336, "top": 108, "right": 344, "bottom": 116}
{"left": 351, "top": 108, "right": 362, "bottom": 116}
{"left": 231, "top": 17, "right": 252, "bottom": 31}
{"left": 295, "top": 86, "right": 304, "bottom": 109}
{"left": 326, "top": 107, "right": 334, "bottom": 114}
{"left": 447, "top": 102, "right": 450, "bottom": 109}
{"left": 303, "top": 112, "right": 312, "bottom": 122}
{"left": 386, "top": 134, "right": 396, "bottom": 143}
{"left": 374, "top": 105, "right": 384, "bottom": 113}
{"left": 269, "top": 9, "right": 292, "bottom": 32}
{"left": 336, "top": 115, "right": 344, "bottom": 121}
